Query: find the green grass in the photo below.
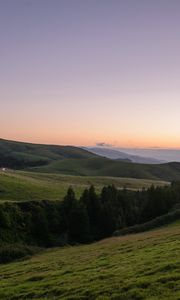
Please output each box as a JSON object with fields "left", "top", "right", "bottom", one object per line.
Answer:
{"left": 31, "top": 156, "right": 180, "bottom": 181}
{"left": 0, "top": 170, "right": 169, "bottom": 201}
{"left": 0, "top": 138, "right": 95, "bottom": 161}
{"left": 0, "top": 222, "right": 179, "bottom": 299}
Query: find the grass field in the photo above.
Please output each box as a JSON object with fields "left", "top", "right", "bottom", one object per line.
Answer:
{"left": 0, "top": 170, "right": 169, "bottom": 201}
{"left": 32, "top": 156, "right": 180, "bottom": 181}
{"left": 0, "top": 222, "right": 179, "bottom": 299}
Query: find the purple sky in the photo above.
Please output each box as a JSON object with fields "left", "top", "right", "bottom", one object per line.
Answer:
{"left": 1, "top": 0, "right": 180, "bottom": 147}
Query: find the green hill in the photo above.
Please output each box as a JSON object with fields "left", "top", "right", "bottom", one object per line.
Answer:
{"left": 33, "top": 156, "right": 180, "bottom": 181}
{"left": 0, "top": 138, "right": 96, "bottom": 168}
{"left": 0, "top": 221, "right": 179, "bottom": 299}
{"left": 0, "top": 170, "right": 168, "bottom": 202}
{"left": 1, "top": 138, "right": 180, "bottom": 181}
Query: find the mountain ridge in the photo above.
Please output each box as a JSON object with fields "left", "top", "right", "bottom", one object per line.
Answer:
{"left": 86, "top": 146, "right": 164, "bottom": 164}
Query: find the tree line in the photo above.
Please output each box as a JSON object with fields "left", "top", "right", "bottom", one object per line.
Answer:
{"left": 61, "top": 183, "right": 180, "bottom": 243}
{"left": 0, "top": 182, "right": 180, "bottom": 248}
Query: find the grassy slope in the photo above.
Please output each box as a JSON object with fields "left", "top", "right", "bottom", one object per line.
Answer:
{"left": 32, "top": 157, "right": 180, "bottom": 181}
{"left": 0, "top": 222, "right": 179, "bottom": 299}
{"left": 0, "top": 138, "right": 95, "bottom": 162}
{"left": 0, "top": 170, "right": 169, "bottom": 201}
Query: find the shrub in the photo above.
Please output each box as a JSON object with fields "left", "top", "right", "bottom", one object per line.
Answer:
{"left": 0, "top": 244, "right": 40, "bottom": 264}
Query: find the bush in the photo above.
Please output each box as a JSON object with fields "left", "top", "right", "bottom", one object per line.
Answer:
{"left": 0, "top": 244, "right": 40, "bottom": 264}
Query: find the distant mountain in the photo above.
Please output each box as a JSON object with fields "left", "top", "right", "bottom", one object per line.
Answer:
{"left": 1, "top": 138, "right": 180, "bottom": 181}
{"left": 87, "top": 147, "right": 163, "bottom": 164}
{"left": 117, "top": 148, "right": 180, "bottom": 162}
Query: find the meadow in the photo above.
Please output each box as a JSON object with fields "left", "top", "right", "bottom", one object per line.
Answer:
{"left": 0, "top": 221, "right": 179, "bottom": 299}
{"left": 0, "top": 170, "right": 169, "bottom": 201}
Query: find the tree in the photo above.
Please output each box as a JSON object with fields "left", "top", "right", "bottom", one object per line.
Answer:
{"left": 68, "top": 202, "right": 90, "bottom": 243}
{"left": 62, "top": 187, "right": 76, "bottom": 215}
{"left": 80, "top": 186, "right": 101, "bottom": 240}
{"left": 31, "top": 205, "right": 50, "bottom": 246}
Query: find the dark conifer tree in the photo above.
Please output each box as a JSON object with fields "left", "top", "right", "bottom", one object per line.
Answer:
{"left": 80, "top": 185, "right": 101, "bottom": 239}
{"left": 67, "top": 202, "right": 90, "bottom": 243}
{"left": 62, "top": 187, "right": 76, "bottom": 215}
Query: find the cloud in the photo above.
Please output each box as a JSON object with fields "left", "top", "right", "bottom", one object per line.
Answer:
{"left": 96, "top": 142, "right": 114, "bottom": 147}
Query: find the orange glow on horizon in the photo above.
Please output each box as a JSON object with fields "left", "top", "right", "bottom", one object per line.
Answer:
{"left": 1, "top": 132, "right": 180, "bottom": 149}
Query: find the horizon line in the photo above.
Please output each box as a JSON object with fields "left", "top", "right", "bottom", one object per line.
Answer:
{"left": 1, "top": 137, "right": 180, "bottom": 150}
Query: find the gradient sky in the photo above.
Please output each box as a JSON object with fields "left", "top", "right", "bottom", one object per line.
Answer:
{"left": 1, "top": 0, "right": 180, "bottom": 147}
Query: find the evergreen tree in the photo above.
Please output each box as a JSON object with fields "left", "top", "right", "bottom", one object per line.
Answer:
{"left": 62, "top": 187, "right": 76, "bottom": 215}
{"left": 80, "top": 186, "right": 101, "bottom": 240}
{"left": 68, "top": 202, "right": 90, "bottom": 243}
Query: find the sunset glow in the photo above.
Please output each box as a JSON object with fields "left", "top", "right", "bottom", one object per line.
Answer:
{"left": 1, "top": 1, "right": 180, "bottom": 148}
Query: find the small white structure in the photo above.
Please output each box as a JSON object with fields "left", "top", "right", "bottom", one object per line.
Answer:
{"left": 1, "top": 168, "right": 6, "bottom": 172}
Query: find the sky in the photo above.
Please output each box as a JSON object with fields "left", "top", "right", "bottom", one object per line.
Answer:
{"left": 1, "top": 0, "right": 180, "bottom": 148}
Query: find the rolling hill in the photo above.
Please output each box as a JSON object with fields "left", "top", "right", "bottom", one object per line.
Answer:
{"left": 0, "top": 170, "right": 168, "bottom": 202}
{"left": 33, "top": 156, "right": 180, "bottom": 181}
{"left": 0, "top": 221, "right": 179, "bottom": 299}
{"left": 0, "top": 138, "right": 96, "bottom": 168}
{"left": 1, "top": 138, "right": 180, "bottom": 181}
